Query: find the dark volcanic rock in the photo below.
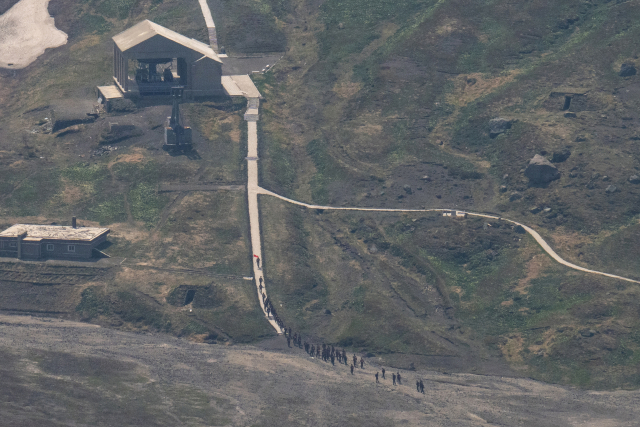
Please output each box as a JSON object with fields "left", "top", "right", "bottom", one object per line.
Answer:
{"left": 489, "top": 118, "right": 513, "bottom": 138}
{"left": 551, "top": 147, "right": 571, "bottom": 163}
{"left": 619, "top": 63, "right": 637, "bottom": 77}
{"left": 606, "top": 185, "right": 618, "bottom": 193}
{"left": 629, "top": 175, "right": 640, "bottom": 184}
{"left": 509, "top": 192, "right": 522, "bottom": 202}
{"left": 525, "top": 154, "right": 560, "bottom": 184}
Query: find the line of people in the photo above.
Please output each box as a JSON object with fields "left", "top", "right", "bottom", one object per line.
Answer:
{"left": 261, "top": 291, "right": 286, "bottom": 332}
{"left": 262, "top": 286, "right": 427, "bottom": 395}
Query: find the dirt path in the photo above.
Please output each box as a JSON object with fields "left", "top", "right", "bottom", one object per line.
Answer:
{"left": 0, "top": 0, "right": 67, "bottom": 69}
{"left": 257, "top": 189, "right": 640, "bottom": 284}
{"left": 0, "top": 315, "right": 638, "bottom": 427}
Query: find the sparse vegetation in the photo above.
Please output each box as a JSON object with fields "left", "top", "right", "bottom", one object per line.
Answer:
{"left": 1, "top": 0, "right": 639, "bottom": 393}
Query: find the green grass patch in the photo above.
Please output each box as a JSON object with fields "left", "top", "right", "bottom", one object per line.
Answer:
{"left": 128, "top": 183, "right": 168, "bottom": 227}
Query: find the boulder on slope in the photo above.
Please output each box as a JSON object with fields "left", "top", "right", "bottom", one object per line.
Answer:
{"left": 524, "top": 154, "right": 560, "bottom": 184}
{"left": 489, "top": 118, "right": 513, "bottom": 138}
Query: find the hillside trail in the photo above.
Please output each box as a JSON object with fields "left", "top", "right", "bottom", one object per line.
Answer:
{"left": 0, "top": 314, "right": 638, "bottom": 427}
{"left": 240, "top": 95, "right": 639, "bottom": 336}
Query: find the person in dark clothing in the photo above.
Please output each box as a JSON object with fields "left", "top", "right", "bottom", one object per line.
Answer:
{"left": 360, "top": 358, "right": 364, "bottom": 369}
{"left": 375, "top": 372, "right": 379, "bottom": 383}
{"left": 316, "top": 346, "right": 321, "bottom": 358}
{"left": 288, "top": 327, "right": 292, "bottom": 337}
{"left": 353, "top": 354, "right": 357, "bottom": 366}
{"left": 397, "top": 372, "right": 402, "bottom": 385}
{"left": 392, "top": 373, "right": 396, "bottom": 385}
{"left": 342, "top": 349, "right": 347, "bottom": 365}
{"left": 381, "top": 368, "right": 385, "bottom": 379}
{"left": 331, "top": 354, "right": 335, "bottom": 365}
{"left": 416, "top": 380, "right": 420, "bottom": 392}
{"left": 310, "top": 345, "right": 315, "bottom": 356}
{"left": 259, "top": 284, "right": 263, "bottom": 292}
{"left": 350, "top": 365, "right": 354, "bottom": 375}
{"left": 287, "top": 336, "right": 291, "bottom": 347}
{"left": 255, "top": 256, "right": 260, "bottom": 269}
{"left": 420, "top": 380, "right": 425, "bottom": 394}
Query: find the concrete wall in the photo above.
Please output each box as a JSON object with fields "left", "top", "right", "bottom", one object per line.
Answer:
{"left": 41, "top": 240, "right": 93, "bottom": 260}
{"left": 0, "top": 237, "right": 18, "bottom": 257}
{"left": 192, "top": 57, "right": 223, "bottom": 95}
{"left": 0, "top": 236, "right": 101, "bottom": 260}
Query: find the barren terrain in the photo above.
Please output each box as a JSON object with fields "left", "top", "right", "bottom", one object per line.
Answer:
{"left": 2, "top": 314, "right": 639, "bottom": 427}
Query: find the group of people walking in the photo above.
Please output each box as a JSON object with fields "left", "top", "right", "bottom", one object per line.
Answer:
{"left": 282, "top": 329, "right": 427, "bottom": 394}
{"left": 257, "top": 258, "right": 426, "bottom": 395}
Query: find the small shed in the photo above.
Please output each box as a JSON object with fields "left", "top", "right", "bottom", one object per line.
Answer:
{"left": 112, "top": 20, "right": 223, "bottom": 97}
{"left": 0, "top": 220, "right": 109, "bottom": 261}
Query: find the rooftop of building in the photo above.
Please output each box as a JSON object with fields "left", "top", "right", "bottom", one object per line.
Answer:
{"left": 0, "top": 224, "right": 110, "bottom": 242}
{"left": 113, "top": 20, "right": 222, "bottom": 63}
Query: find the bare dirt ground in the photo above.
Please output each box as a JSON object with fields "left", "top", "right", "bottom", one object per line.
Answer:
{"left": 0, "top": 0, "right": 67, "bottom": 69}
{"left": 1, "top": 314, "right": 638, "bottom": 427}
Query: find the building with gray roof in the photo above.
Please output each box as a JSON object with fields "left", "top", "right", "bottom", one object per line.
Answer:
{"left": 111, "top": 20, "right": 223, "bottom": 97}
{"left": 0, "top": 218, "right": 109, "bottom": 261}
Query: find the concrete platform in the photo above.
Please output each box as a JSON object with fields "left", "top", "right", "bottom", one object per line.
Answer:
{"left": 221, "top": 53, "right": 284, "bottom": 76}
{"left": 230, "top": 75, "right": 261, "bottom": 98}
{"left": 221, "top": 76, "right": 243, "bottom": 96}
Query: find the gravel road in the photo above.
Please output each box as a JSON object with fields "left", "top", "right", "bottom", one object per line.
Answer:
{"left": 1, "top": 315, "right": 638, "bottom": 426}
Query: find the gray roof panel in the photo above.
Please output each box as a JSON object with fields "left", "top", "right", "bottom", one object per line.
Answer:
{"left": 113, "top": 20, "right": 222, "bottom": 63}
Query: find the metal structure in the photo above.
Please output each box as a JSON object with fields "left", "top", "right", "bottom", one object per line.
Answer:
{"left": 164, "top": 87, "right": 192, "bottom": 150}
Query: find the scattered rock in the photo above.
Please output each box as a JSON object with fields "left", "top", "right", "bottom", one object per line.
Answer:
{"left": 543, "top": 207, "right": 552, "bottom": 213}
{"left": 509, "top": 192, "right": 522, "bottom": 201}
{"left": 525, "top": 154, "right": 560, "bottom": 184}
{"left": 602, "top": 176, "right": 609, "bottom": 182}
{"left": 421, "top": 175, "right": 431, "bottom": 181}
{"left": 514, "top": 225, "right": 526, "bottom": 234}
{"left": 564, "top": 112, "right": 577, "bottom": 118}
{"left": 91, "top": 145, "right": 118, "bottom": 157}
{"left": 436, "top": 194, "right": 441, "bottom": 199}
{"left": 100, "top": 123, "right": 143, "bottom": 144}
{"left": 466, "top": 77, "right": 477, "bottom": 85}
{"left": 629, "top": 175, "right": 640, "bottom": 184}
{"left": 605, "top": 185, "right": 617, "bottom": 193}
{"left": 551, "top": 147, "right": 571, "bottom": 163}
{"left": 530, "top": 206, "right": 541, "bottom": 214}
{"left": 56, "top": 124, "right": 83, "bottom": 137}
{"left": 324, "top": 309, "right": 332, "bottom": 315}
{"left": 575, "top": 135, "right": 587, "bottom": 142}
{"left": 569, "top": 172, "right": 578, "bottom": 178}
{"left": 580, "top": 329, "right": 596, "bottom": 338}
{"left": 619, "top": 63, "right": 637, "bottom": 77}
{"left": 499, "top": 185, "right": 508, "bottom": 193}
{"left": 502, "top": 174, "right": 509, "bottom": 180}
{"left": 109, "top": 98, "right": 136, "bottom": 113}
{"left": 489, "top": 117, "right": 513, "bottom": 138}
{"left": 368, "top": 244, "right": 378, "bottom": 254}
{"left": 403, "top": 184, "right": 412, "bottom": 194}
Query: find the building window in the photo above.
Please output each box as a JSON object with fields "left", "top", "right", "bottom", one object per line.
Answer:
{"left": 46, "top": 244, "right": 54, "bottom": 251}
{"left": 67, "top": 245, "right": 76, "bottom": 253}
{"left": 9, "top": 241, "right": 16, "bottom": 247}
